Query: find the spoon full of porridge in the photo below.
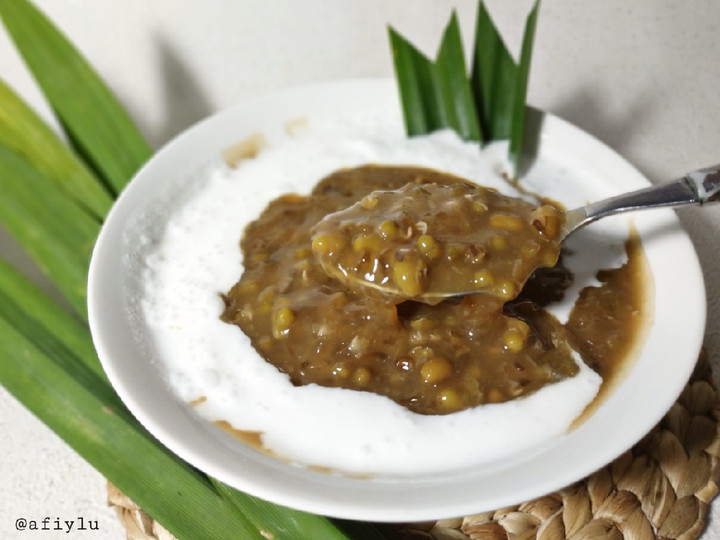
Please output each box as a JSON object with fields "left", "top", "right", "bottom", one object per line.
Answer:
{"left": 311, "top": 164, "right": 720, "bottom": 304}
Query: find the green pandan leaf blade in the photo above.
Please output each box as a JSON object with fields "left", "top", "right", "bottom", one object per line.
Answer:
{"left": 470, "top": 0, "right": 518, "bottom": 141}
{"left": 0, "top": 78, "right": 112, "bottom": 220}
{"left": 389, "top": 26, "right": 440, "bottom": 136}
{"left": 509, "top": 0, "right": 540, "bottom": 173}
{"left": 435, "top": 12, "right": 482, "bottom": 141}
{"left": 389, "top": 20, "right": 481, "bottom": 142}
{"left": 0, "top": 259, "right": 105, "bottom": 381}
{"left": 0, "top": 0, "right": 153, "bottom": 194}
{"left": 0, "top": 144, "right": 100, "bottom": 319}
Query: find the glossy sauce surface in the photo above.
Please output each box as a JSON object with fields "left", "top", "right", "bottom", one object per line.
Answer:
{"left": 311, "top": 182, "right": 563, "bottom": 303}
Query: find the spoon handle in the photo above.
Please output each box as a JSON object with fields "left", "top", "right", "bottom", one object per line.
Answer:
{"left": 563, "top": 164, "right": 720, "bottom": 237}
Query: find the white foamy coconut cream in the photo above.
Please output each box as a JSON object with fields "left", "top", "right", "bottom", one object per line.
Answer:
{"left": 137, "top": 109, "right": 633, "bottom": 476}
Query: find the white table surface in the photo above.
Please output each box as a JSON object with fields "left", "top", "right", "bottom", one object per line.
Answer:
{"left": 1, "top": 1, "right": 720, "bottom": 538}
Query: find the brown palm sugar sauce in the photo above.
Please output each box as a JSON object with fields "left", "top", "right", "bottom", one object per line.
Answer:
{"left": 567, "top": 233, "right": 650, "bottom": 401}
{"left": 221, "top": 165, "right": 648, "bottom": 415}
{"left": 311, "top": 182, "right": 562, "bottom": 303}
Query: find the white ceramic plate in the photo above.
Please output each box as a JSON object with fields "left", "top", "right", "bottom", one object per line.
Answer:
{"left": 88, "top": 79, "right": 706, "bottom": 522}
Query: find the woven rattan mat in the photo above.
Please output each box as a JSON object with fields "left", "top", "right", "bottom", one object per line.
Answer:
{"left": 108, "top": 350, "right": 720, "bottom": 540}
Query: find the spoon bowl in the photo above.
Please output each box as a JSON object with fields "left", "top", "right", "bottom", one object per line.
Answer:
{"left": 314, "top": 165, "right": 720, "bottom": 303}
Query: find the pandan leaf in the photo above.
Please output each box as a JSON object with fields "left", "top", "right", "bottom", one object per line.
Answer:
{"left": 0, "top": 0, "right": 153, "bottom": 195}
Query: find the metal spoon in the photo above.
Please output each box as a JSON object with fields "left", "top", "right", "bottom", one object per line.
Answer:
{"left": 559, "top": 164, "right": 720, "bottom": 240}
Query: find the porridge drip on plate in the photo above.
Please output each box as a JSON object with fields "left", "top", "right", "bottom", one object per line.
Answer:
{"left": 221, "top": 165, "right": 644, "bottom": 415}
